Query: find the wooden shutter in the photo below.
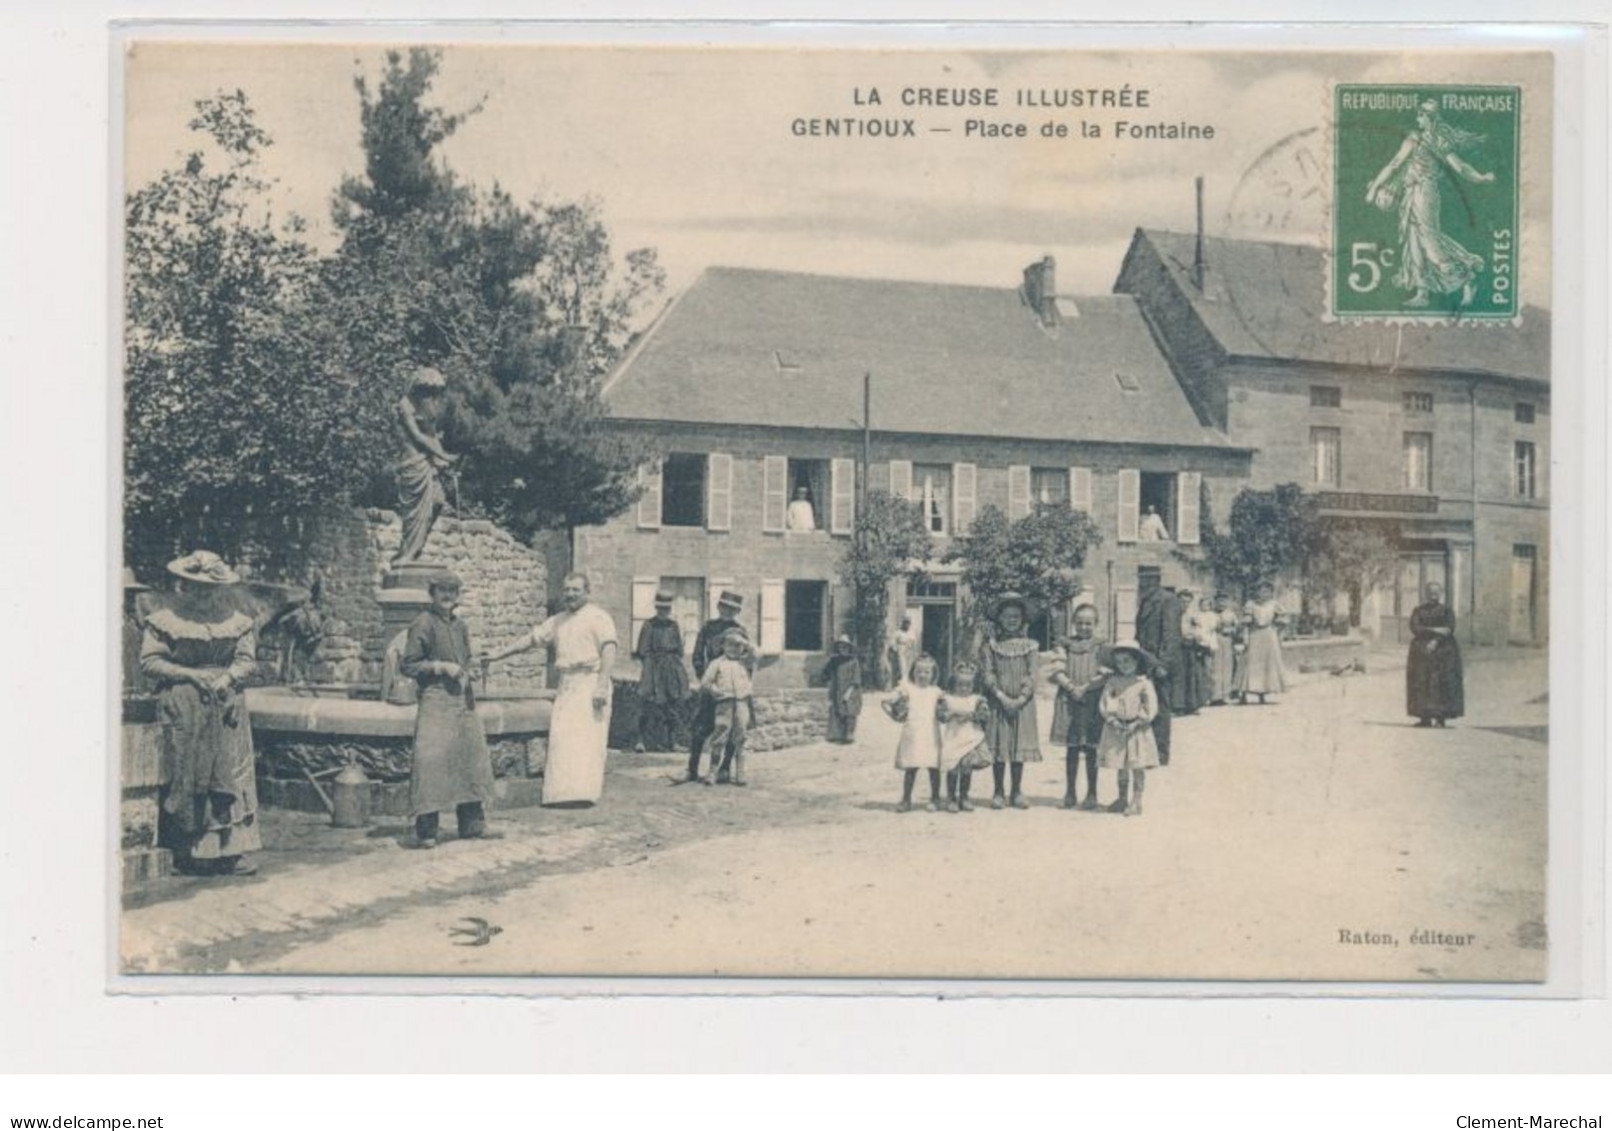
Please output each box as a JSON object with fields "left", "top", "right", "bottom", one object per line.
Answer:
{"left": 1114, "top": 584, "right": 1138, "bottom": 640}
{"left": 830, "top": 457, "right": 855, "bottom": 535}
{"left": 1116, "top": 468, "right": 1141, "bottom": 542}
{"left": 952, "top": 462, "right": 977, "bottom": 533}
{"left": 707, "top": 576, "right": 735, "bottom": 621}
{"left": 759, "top": 579, "right": 785, "bottom": 656}
{"left": 1008, "top": 464, "right": 1032, "bottom": 520}
{"left": 762, "top": 455, "right": 787, "bottom": 533}
{"left": 1070, "top": 466, "right": 1093, "bottom": 514}
{"left": 636, "top": 461, "right": 662, "bottom": 529}
{"left": 1177, "top": 471, "right": 1202, "bottom": 545}
{"left": 706, "top": 452, "right": 732, "bottom": 531}
{"left": 629, "top": 577, "right": 659, "bottom": 654}
{"left": 888, "top": 459, "right": 913, "bottom": 503}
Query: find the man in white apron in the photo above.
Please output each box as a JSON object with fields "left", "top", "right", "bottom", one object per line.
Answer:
{"left": 486, "top": 572, "right": 618, "bottom": 806}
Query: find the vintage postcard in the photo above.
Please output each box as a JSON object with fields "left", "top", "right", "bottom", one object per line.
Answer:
{"left": 116, "top": 37, "right": 1556, "bottom": 983}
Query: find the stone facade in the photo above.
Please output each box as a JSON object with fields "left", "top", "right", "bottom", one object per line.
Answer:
{"left": 246, "top": 508, "right": 549, "bottom": 692}
{"left": 574, "top": 420, "right": 1252, "bottom": 689}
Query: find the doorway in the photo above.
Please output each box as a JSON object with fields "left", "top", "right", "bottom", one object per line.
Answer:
{"left": 906, "top": 578, "right": 958, "bottom": 678}
{"left": 1390, "top": 548, "right": 1448, "bottom": 643}
{"left": 1510, "top": 545, "right": 1538, "bottom": 644}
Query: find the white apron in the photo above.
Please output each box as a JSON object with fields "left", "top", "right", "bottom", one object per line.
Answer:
{"left": 544, "top": 669, "right": 612, "bottom": 804}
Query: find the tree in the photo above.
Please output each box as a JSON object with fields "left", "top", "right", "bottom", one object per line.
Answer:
{"left": 1304, "top": 519, "right": 1402, "bottom": 627}
{"left": 124, "top": 91, "right": 391, "bottom": 570}
{"left": 837, "top": 490, "right": 933, "bottom": 686}
{"left": 1200, "top": 483, "right": 1319, "bottom": 598}
{"left": 946, "top": 502, "right": 1104, "bottom": 649}
{"left": 325, "top": 48, "right": 663, "bottom": 539}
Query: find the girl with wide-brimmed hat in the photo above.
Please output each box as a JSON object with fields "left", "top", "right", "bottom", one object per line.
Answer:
{"left": 139, "top": 551, "right": 262, "bottom": 875}
{"left": 1095, "top": 640, "right": 1161, "bottom": 817}
{"left": 979, "top": 592, "right": 1042, "bottom": 809}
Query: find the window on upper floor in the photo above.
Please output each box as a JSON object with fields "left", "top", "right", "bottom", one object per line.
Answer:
{"left": 1515, "top": 402, "right": 1536, "bottom": 424}
{"left": 1031, "top": 467, "right": 1070, "bottom": 507}
{"left": 914, "top": 463, "right": 951, "bottom": 535}
{"left": 661, "top": 453, "right": 707, "bottom": 527}
{"left": 1403, "top": 432, "right": 1433, "bottom": 491}
{"left": 1311, "top": 427, "right": 1342, "bottom": 487}
{"left": 786, "top": 458, "right": 829, "bottom": 532}
{"left": 1310, "top": 385, "right": 1342, "bottom": 408}
{"left": 1403, "top": 392, "right": 1434, "bottom": 414}
{"left": 1514, "top": 441, "right": 1537, "bottom": 499}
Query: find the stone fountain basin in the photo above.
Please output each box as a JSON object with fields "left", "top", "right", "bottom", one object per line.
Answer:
{"left": 247, "top": 685, "right": 553, "bottom": 739}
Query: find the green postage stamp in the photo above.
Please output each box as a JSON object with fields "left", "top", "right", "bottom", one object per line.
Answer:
{"left": 1332, "top": 85, "right": 1521, "bottom": 320}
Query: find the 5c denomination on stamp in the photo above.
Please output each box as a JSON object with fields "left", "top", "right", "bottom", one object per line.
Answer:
{"left": 1332, "top": 84, "right": 1520, "bottom": 320}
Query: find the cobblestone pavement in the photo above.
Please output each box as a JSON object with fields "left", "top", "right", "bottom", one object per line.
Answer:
{"left": 120, "top": 646, "right": 1549, "bottom": 982}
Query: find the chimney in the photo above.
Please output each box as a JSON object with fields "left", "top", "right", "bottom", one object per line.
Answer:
{"left": 1022, "top": 254, "right": 1059, "bottom": 327}
{"left": 1193, "top": 176, "right": 1206, "bottom": 292}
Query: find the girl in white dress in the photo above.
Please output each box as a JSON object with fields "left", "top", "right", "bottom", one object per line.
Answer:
{"left": 938, "top": 660, "right": 993, "bottom": 813}
{"left": 1096, "top": 641, "right": 1161, "bottom": 818}
{"left": 882, "top": 654, "right": 944, "bottom": 812}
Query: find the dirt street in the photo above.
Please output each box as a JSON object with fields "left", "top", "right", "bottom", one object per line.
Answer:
{"left": 122, "top": 648, "right": 1548, "bottom": 982}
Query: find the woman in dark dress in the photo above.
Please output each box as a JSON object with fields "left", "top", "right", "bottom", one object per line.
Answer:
{"left": 824, "top": 635, "right": 863, "bottom": 743}
{"left": 634, "top": 591, "right": 689, "bottom": 753}
{"left": 1407, "top": 581, "right": 1464, "bottom": 727}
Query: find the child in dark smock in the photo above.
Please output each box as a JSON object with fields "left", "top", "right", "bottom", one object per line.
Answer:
{"left": 400, "top": 572, "right": 496, "bottom": 848}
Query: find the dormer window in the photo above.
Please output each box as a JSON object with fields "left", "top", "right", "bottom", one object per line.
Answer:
{"left": 774, "top": 350, "right": 803, "bottom": 373}
{"left": 1115, "top": 372, "right": 1141, "bottom": 393}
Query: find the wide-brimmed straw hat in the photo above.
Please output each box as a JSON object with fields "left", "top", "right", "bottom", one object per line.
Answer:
{"left": 988, "top": 591, "right": 1036, "bottom": 623}
{"left": 1103, "top": 639, "right": 1157, "bottom": 670}
{"left": 654, "top": 588, "right": 675, "bottom": 606}
{"left": 166, "top": 550, "right": 240, "bottom": 586}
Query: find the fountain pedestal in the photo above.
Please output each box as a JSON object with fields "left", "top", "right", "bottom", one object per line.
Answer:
{"left": 375, "top": 560, "right": 445, "bottom": 705}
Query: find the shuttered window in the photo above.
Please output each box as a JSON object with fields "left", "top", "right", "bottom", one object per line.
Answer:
{"left": 636, "top": 461, "right": 662, "bottom": 529}
{"left": 761, "top": 455, "right": 788, "bottom": 533}
{"left": 1176, "top": 471, "right": 1202, "bottom": 545}
{"left": 1007, "top": 465, "right": 1032, "bottom": 520}
{"left": 759, "top": 579, "right": 786, "bottom": 656}
{"left": 1070, "top": 466, "right": 1093, "bottom": 514}
{"left": 952, "top": 462, "right": 977, "bottom": 533}
{"left": 830, "top": 458, "right": 856, "bottom": 535}
{"left": 706, "top": 453, "right": 733, "bottom": 531}
{"left": 1116, "top": 469, "right": 1141, "bottom": 542}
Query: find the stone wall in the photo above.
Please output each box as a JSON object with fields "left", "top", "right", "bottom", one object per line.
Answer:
{"left": 255, "top": 508, "right": 549, "bottom": 691}
{"left": 607, "top": 678, "right": 829, "bottom": 752}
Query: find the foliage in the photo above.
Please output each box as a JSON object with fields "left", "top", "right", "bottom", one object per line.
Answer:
{"left": 124, "top": 91, "right": 392, "bottom": 569}
{"left": 945, "top": 502, "right": 1104, "bottom": 643}
{"left": 1303, "top": 519, "right": 1403, "bottom": 623}
{"left": 837, "top": 489, "right": 934, "bottom": 686}
{"left": 1199, "top": 483, "right": 1320, "bottom": 598}
{"left": 324, "top": 48, "right": 664, "bottom": 539}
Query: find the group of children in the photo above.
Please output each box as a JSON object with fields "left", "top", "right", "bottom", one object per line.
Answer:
{"left": 880, "top": 596, "right": 1166, "bottom": 818}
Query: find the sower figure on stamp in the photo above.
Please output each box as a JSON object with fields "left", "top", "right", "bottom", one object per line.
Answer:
{"left": 676, "top": 589, "right": 754, "bottom": 785}
{"left": 633, "top": 589, "right": 688, "bottom": 754}
{"left": 1133, "top": 573, "right": 1181, "bottom": 766}
{"left": 1365, "top": 98, "right": 1495, "bottom": 309}
{"left": 401, "top": 571, "right": 497, "bottom": 849}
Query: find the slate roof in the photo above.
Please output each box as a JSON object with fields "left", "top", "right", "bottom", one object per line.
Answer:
{"left": 1126, "top": 229, "right": 1549, "bottom": 385}
{"left": 603, "top": 266, "right": 1234, "bottom": 449}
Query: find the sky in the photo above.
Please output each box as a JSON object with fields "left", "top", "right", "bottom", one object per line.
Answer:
{"left": 123, "top": 41, "right": 1553, "bottom": 306}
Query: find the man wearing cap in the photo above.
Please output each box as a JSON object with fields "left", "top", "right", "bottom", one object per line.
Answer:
{"left": 399, "top": 570, "right": 496, "bottom": 848}
{"left": 678, "top": 589, "right": 754, "bottom": 784}
{"left": 633, "top": 589, "right": 689, "bottom": 753}
{"left": 1133, "top": 573, "right": 1181, "bottom": 766}
{"left": 487, "top": 572, "right": 619, "bottom": 806}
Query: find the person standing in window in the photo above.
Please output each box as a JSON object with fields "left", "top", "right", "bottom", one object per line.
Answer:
{"left": 1407, "top": 581, "right": 1464, "bottom": 728}
{"left": 1138, "top": 505, "right": 1170, "bottom": 541}
{"left": 786, "top": 485, "right": 817, "bottom": 532}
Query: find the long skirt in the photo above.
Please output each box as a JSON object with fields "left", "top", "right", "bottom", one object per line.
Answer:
{"left": 159, "top": 683, "right": 263, "bottom": 859}
{"left": 1407, "top": 639, "right": 1465, "bottom": 720}
{"left": 1176, "top": 646, "right": 1211, "bottom": 712}
{"left": 545, "top": 671, "right": 612, "bottom": 805}
{"left": 411, "top": 684, "right": 495, "bottom": 818}
{"left": 988, "top": 700, "right": 1042, "bottom": 764}
{"left": 1210, "top": 643, "right": 1236, "bottom": 702}
{"left": 1236, "top": 627, "right": 1288, "bottom": 696}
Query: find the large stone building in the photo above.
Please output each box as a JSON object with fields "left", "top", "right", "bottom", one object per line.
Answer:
{"left": 571, "top": 228, "right": 1548, "bottom": 685}
{"left": 580, "top": 262, "right": 1252, "bottom": 686}
{"left": 1115, "top": 229, "right": 1549, "bottom": 646}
